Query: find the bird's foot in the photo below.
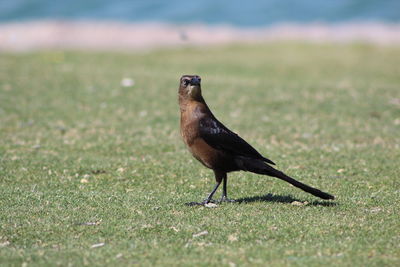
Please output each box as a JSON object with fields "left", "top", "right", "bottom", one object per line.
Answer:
{"left": 185, "top": 201, "right": 206, "bottom": 206}
{"left": 219, "top": 196, "right": 236, "bottom": 203}
{"left": 185, "top": 199, "right": 216, "bottom": 206}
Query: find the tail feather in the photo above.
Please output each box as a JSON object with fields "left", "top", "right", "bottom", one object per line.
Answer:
{"left": 237, "top": 157, "right": 334, "bottom": 200}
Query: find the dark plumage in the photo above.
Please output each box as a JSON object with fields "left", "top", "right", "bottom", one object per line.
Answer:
{"left": 178, "top": 75, "right": 334, "bottom": 205}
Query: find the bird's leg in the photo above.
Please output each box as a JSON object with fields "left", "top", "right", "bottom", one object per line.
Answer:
{"left": 186, "top": 170, "right": 227, "bottom": 206}
{"left": 219, "top": 174, "right": 236, "bottom": 203}
{"left": 204, "top": 181, "right": 221, "bottom": 203}
{"left": 186, "top": 181, "right": 221, "bottom": 206}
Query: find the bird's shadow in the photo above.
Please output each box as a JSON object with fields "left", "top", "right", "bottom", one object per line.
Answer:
{"left": 235, "top": 193, "right": 337, "bottom": 207}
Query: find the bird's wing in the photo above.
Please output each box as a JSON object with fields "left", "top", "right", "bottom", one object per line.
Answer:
{"left": 199, "top": 116, "right": 275, "bottom": 165}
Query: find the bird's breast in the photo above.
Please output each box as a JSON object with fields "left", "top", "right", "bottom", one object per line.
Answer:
{"left": 180, "top": 103, "right": 215, "bottom": 169}
{"left": 180, "top": 102, "right": 204, "bottom": 145}
{"left": 187, "top": 138, "right": 220, "bottom": 169}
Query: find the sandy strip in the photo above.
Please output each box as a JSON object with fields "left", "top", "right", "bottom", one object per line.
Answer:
{"left": 0, "top": 21, "right": 399, "bottom": 51}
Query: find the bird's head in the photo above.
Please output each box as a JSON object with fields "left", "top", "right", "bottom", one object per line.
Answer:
{"left": 179, "top": 75, "right": 202, "bottom": 101}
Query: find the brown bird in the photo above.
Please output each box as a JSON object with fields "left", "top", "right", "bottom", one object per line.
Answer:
{"left": 178, "top": 74, "right": 334, "bottom": 205}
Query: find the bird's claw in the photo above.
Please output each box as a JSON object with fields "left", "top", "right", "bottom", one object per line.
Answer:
{"left": 185, "top": 199, "right": 216, "bottom": 206}
{"left": 185, "top": 197, "right": 236, "bottom": 206}
{"left": 185, "top": 201, "right": 205, "bottom": 206}
{"left": 219, "top": 196, "right": 236, "bottom": 203}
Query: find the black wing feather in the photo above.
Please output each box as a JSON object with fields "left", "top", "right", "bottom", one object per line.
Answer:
{"left": 199, "top": 117, "right": 275, "bottom": 165}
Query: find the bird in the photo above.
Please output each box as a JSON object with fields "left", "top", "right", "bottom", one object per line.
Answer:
{"left": 178, "top": 74, "right": 334, "bottom": 205}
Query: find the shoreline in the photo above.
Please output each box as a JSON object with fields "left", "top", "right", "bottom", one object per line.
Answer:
{"left": 1, "top": 21, "right": 400, "bottom": 51}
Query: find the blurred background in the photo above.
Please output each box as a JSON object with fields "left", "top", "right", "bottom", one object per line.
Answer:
{"left": 1, "top": 0, "right": 399, "bottom": 25}
{"left": 1, "top": 0, "right": 399, "bottom": 51}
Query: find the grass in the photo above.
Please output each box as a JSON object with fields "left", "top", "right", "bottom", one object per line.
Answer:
{"left": 0, "top": 42, "right": 399, "bottom": 266}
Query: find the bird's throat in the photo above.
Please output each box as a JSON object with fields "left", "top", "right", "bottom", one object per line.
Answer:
{"left": 188, "top": 85, "right": 201, "bottom": 99}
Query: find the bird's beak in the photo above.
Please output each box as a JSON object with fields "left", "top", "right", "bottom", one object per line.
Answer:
{"left": 189, "top": 77, "right": 200, "bottom": 86}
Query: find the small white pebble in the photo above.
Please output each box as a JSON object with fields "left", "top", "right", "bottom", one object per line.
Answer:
{"left": 193, "top": 230, "right": 208, "bottom": 238}
{"left": 170, "top": 226, "right": 179, "bottom": 232}
{"left": 228, "top": 234, "right": 238, "bottom": 242}
{"left": 205, "top": 203, "right": 218, "bottom": 208}
{"left": 291, "top": 201, "right": 308, "bottom": 206}
{"left": 121, "top": 78, "right": 134, "bottom": 87}
{"left": 91, "top": 242, "right": 105, "bottom": 248}
{"left": 369, "top": 207, "right": 382, "bottom": 213}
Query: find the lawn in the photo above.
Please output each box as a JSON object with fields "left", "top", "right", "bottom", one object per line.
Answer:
{"left": 0, "top": 43, "right": 399, "bottom": 266}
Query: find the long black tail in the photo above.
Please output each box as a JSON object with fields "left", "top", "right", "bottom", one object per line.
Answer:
{"left": 238, "top": 157, "right": 334, "bottom": 200}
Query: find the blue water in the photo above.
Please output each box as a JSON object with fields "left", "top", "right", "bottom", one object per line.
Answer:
{"left": 1, "top": 0, "right": 399, "bottom": 26}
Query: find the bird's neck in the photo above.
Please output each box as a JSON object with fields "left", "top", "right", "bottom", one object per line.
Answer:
{"left": 179, "top": 95, "right": 208, "bottom": 113}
